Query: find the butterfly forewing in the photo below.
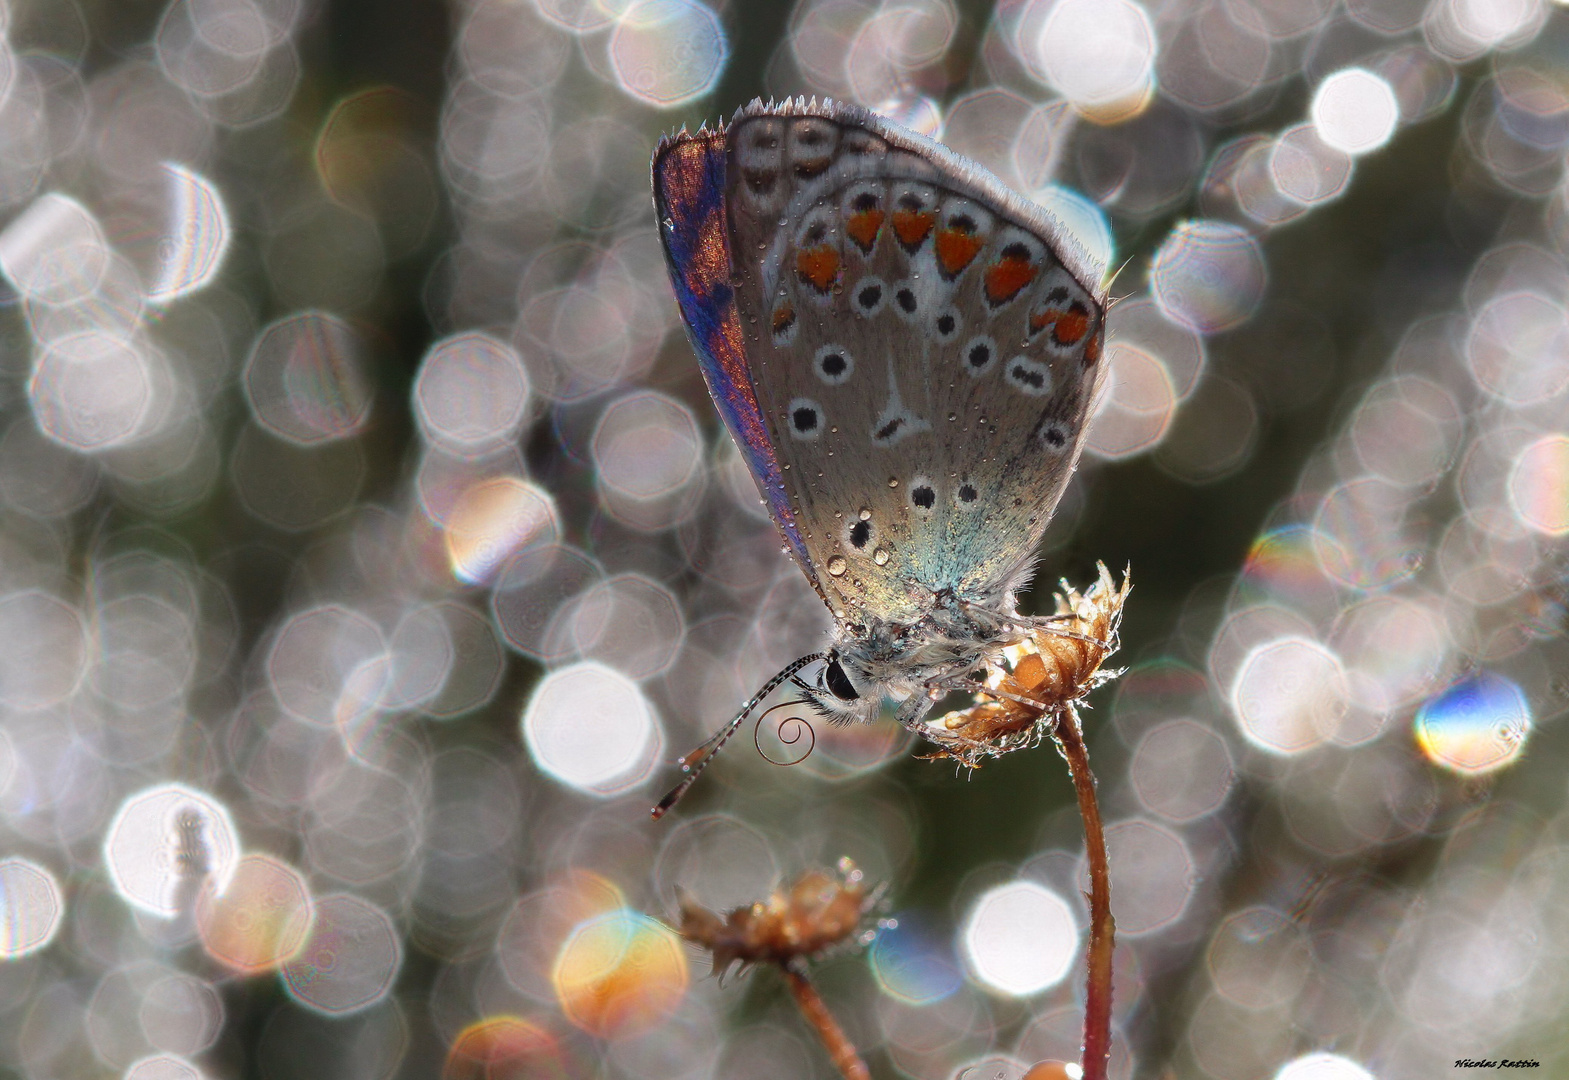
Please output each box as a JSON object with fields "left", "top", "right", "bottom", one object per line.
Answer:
{"left": 652, "top": 121, "right": 827, "bottom": 602}
{"left": 720, "top": 100, "right": 1107, "bottom": 624}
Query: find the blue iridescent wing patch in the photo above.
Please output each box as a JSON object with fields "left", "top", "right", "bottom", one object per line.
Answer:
{"left": 653, "top": 125, "right": 819, "bottom": 591}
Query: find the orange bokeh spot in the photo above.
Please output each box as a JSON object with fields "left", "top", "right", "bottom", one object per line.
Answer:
{"left": 195, "top": 854, "right": 314, "bottom": 974}
{"left": 844, "top": 209, "right": 884, "bottom": 252}
{"left": 984, "top": 255, "right": 1039, "bottom": 305}
{"left": 891, "top": 209, "right": 935, "bottom": 249}
{"left": 551, "top": 909, "right": 688, "bottom": 1039}
{"left": 315, "top": 85, "right": 420, "bottom": 205}
{"left": 443, "top": 1016, "right": 577, "bottom": 1080}
{"left": 794, "top": 245, "right": 841, "bottom": 293}
{"left": 934, "top": 227, "right": 984, "bottom": 278}
{"left": 1022, "top": 1063, "right": 1075, "bottom": 1080}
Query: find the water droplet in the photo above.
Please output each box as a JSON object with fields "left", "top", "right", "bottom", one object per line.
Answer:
{"left": 873, "top": 548, "right": 890, "bottom": 565}
{"left": 859, "top": 507, "right": 872, "bottom": 520}
{"left": 827, "top": 556, "right": 848, "bottom": 576}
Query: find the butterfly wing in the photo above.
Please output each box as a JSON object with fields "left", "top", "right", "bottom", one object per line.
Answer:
{"left": 719, "top": 99, "right": 1108, "bottom": 625}
{"left": 652, "top": 124, "right": 823, "bottom": 598}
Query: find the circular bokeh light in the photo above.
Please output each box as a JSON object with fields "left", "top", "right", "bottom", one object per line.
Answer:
{"left": 1275, "top": 1052, "right": 1375, "bottom": 1080}
{"left": 1034, "top": 0, "right": 1156, "bottom": 123}
{"left": 1311, "top": 68, "right": 1399, "bottom": 156}
{"left": 1508, "top": 433, "right": 1569, "bottom": 535}
{"left": 195, "top": 854, "right": 314, "bottom": 974}
{"left": 1150, "top": 220, "right": 1266, "bottom": 334}
{"left": 521, "top": 661, "right": 662, "bottom": 796}
{"left": 413, "top": 331, "right": 530, "bottom": 457}
{"left": 869, "top": 915, "right": 964, "bottom": 1005}
{"left": 124, "top": 1056, "right": 207, "bottom": 1080}
{"left": 444, "top": 1015, "right": 574, "bottom": 1080}
{"left": 103, "top": 783, "right": 239, "bottom": 918}
{"left": 1414, "top": 672, "right": 1531, "bottom": 776}
{"left": 281, "top": 893, "right": 402, "bottom": 1015}
{"left": 0, "top": 858, "right": 64, "bottom": 959}
{"left": 960, "top": 881, "right": 1078, "bottom": 997}
{"left": 551, "top": 909, "right": 688, "bottom": 1039}
{"left": 1230, "top": 637, "right": 1347, "bottom": 754}
{"left": 444, "top": 476, "right": 559, "bottom": 585}
{"left": 609, "top": 0, "right": 727, "bottom": 108}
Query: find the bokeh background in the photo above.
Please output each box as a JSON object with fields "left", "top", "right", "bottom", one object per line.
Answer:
{"left": 0, "top": 0, "right": 1566, "bottom": 1076}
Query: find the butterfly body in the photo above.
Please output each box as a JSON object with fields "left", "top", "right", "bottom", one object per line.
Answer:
{"left": 654, "top": 98, "right": 1107, "bottom": 735}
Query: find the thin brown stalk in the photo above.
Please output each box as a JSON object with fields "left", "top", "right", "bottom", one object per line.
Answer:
{"left": 1055, "top": 704, "right": 1115, "bottom": 1080}
{"left": 782, "top": 967, "right": 870, "bottom": 1080}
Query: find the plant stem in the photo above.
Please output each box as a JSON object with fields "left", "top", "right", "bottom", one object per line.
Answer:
{"left": 782, "top": 966, "right": 870, "bottom": 1080}
{"left": 1055, "top": 704, "right": 1115, "bottom": 1080}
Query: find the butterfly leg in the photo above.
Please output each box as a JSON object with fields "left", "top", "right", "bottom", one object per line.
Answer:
{"left": 1021, "top": 615, "right": 1115, "bottom": 652}
{"left": 891, "top": 692, "right": 937, "bottom": 734}
{"left": 948, "top": 680, "right": 1052, "bottom": 712}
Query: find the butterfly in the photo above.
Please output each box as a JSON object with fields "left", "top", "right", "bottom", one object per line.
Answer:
{"left": 651, "top": 98, "right": 1108, "bottom": 817}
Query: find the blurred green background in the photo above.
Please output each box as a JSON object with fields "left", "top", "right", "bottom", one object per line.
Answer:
{"left": 0, "top": 0, "right": 1566, "bottom": 1078}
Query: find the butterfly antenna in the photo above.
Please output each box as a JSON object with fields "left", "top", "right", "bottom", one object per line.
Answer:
{"left": 652, "top": 652, "right": 827, "bottom": 820}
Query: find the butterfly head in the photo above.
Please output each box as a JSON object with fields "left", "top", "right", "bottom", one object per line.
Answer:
{"left": 797, "top": 649, "right": 882, "bottom": 725}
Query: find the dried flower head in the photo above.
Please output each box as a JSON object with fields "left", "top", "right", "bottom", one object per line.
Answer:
{"left": 922, "top": 562, "right": 1129, "bottom": 768}
{"left": 675, "top": 858, "right": 882, "bottom": 978}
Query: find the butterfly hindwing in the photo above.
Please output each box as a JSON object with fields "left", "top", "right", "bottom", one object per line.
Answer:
{"left": 719, "top": 100, "right": 1107, "bottom": 624}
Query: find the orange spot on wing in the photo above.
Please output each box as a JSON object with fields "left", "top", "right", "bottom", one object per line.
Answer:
{"left": 771, "top": 301, "right": 795, "bottom": 335}
{"left": 1053, "top": 305, "right": 1090, "bottom": 346}
{"left": 1030, "top": 300, "right": 1093, "bottom": 347}
{"left": 984, "top": 256, "right": 1038, "bottom": 305}
{"left": 891, "top": 209, "right": 935, "bottom": 250}
{"left": 1081, "top": 329, "right": 1102, "bottom": 368}
{"left": 795, "top": 245, "right": 841, "bottom": 293}
{"left": 934, "top": 228, "right": 984, "bottom": 278}
{"left": 845, "top": 209, "right": 884, "bottom": 252}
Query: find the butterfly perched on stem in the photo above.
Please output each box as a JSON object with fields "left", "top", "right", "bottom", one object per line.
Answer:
{"left": 652, "top": 98, "right": 1110, "bottom": 817}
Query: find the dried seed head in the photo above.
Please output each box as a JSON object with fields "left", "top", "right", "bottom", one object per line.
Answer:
{"left": 922, "top": 562, "right": 1129, "bottom": 768}
{"left": 675, "top": 858, "right": 882, "bottom": 977}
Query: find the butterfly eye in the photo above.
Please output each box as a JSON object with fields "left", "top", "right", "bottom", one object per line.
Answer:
{"left": 824, "top": 658, "right": 859, "bottom": 701}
